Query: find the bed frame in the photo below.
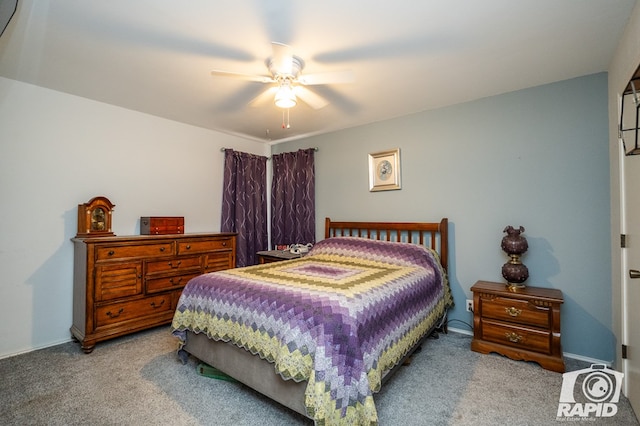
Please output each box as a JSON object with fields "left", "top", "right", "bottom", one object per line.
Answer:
{"left": 323, "top": 217, "right": 448, "bottom": 272}
{"left": 180, "top": 217, "right": 449, "bottom": 419}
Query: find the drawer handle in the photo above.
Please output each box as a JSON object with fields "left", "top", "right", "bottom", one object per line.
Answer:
{"left": 222, "top": 242, "right": 227, "bottom": 246}
{"left": 108, "top": 250, "right": 115, "bottom": 256}
{"left": 159, "top": 247, "right": 165, "bottom": 252}
{"left": 169, "top": 277, "right": 183, "bottom": 285}
{"left": 168, "top": 261, "right": 182, "bottom": 268}
{"left": 150, "top": 300, "right": 165, "bottom": 309}
{"left": 185, "top": 245, "right": 191, "bottom": 250}
{"left": 505, "top": 332, "right": 523, "bottom": 343}
{"left": 106, "top": 308, "right": 124, "bottom": 318}
{"left": 505, "top": 307, "right": 522, "bottom": 317}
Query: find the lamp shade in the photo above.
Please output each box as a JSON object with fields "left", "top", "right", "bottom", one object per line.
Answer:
{"left": 274, "top": 85, "right": 297, "bottom": 108}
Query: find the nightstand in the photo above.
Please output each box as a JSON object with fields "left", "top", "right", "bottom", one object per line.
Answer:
{"left": 257, "top": 250, "right": 303, "bottom": 264}
{"left": 470, "top": 280, "right": 565, "bottom": 373}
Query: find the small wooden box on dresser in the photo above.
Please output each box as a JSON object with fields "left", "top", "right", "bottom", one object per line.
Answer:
{"left": 71, "top": 233, "right": 236, "bottom": 353}
{"left": 470, "top": 280, "right": 565, "bottom": 373}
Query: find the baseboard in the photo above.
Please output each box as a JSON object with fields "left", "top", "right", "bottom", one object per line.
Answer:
{"left": 2, "top": 327, "right": 612, "bottom": 369}
{"left": 446, "top": 327, "right": 612, "bottom": 367}
{"left": 0, "top": 337, "right": 73, "bottom": 361}
{"left": 562, "top": 351, "right": 612, "bottom": 367}
{"left": 447, "top": 326, "right": 473, "bottom": 336}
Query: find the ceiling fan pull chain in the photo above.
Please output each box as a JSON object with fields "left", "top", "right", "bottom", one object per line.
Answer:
{"left": 281, "top": 109, "right": 291, "bottom": 129}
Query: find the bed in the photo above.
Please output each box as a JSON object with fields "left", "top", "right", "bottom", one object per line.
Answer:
{"left": 171, "top": 218, "right": 452, "bottom": 425}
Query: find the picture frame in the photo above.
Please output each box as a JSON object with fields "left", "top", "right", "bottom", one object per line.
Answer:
{"left": 368, "top": 148, "right": 401, "bottom": 191}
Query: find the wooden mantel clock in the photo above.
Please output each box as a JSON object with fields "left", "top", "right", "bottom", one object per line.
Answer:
{"left": 76, "top": 196, "right": 115, "bottom": 237}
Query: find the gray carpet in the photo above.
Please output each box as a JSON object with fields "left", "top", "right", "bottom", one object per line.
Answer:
{"left": 0, "top": 327, "right": 637, "bottom": 425}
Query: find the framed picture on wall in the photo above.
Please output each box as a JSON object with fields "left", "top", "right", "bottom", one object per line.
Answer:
{"left": 368, "top": 148, "right": 401, "bottom": 191}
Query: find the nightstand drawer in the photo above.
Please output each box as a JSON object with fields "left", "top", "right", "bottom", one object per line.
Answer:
{"left": 481, "top": 297, "right": 549, "bottom": 328}
{"left": 481, "top": 319, "right": 551, "bottom": 354}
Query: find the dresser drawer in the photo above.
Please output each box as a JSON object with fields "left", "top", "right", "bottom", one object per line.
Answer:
{"left": 96, "top": 242, "right": 176, "bottom": 260}
{"left": 481, "top": 319, "right": 551, "bottom": 354}
{"left": 95, "top": 262, "right": 142, "bottom": 301}
{"left": 481, "top": 297, "right": 550, "bottom": 328}
{"left": 146, "top": 272, "right": 200, "bottom": 293}
{"left": 204, "top": 252, "right": 234, "bottom": 272}
{"left": 145, "top": 256, "right": 201, "bottom": 275}
{"left": 178, "top": 238, "right": 233, "bottom": 254}
{"left": 95, "top": 294, "right": 172, "bottom": 328}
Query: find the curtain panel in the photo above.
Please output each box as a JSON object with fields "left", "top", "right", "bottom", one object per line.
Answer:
{"left": 220, "top": 149, "right": 268, "bottom": 267}
{"left": 271, "top": 148, "right": 316, "bottom": 247}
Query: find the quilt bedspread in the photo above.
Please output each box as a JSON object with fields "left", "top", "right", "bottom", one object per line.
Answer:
{"left": 171, "top": 237, "right": 452, "bottom": 425}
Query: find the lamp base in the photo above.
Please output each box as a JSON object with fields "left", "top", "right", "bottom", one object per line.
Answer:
{"left": 506, "top": 282, "right": 526, "bottom": 292}
{"left": 501, "top": 257, "right": 529, "bottom": 286}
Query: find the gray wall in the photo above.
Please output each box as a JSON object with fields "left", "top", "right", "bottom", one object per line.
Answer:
{"left": 0, "top": 73, "right": 612, "bottom": 362}
{"left": 0, "top": 77, "right": 269, "bottom": 358}
{"left": 274, "top": 73, "right": 612, "bottom": 362}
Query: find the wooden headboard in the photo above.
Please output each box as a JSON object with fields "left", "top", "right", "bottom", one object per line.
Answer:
{"left": 324, "top": 217, "right": 449, "bottom": 272}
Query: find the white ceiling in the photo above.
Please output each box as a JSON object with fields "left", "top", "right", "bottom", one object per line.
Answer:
{"left": 0, "top": 0, "right": 636, "bottom": 143}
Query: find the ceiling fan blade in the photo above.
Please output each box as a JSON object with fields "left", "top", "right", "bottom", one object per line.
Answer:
{"left": 248, "top": 87, "right": 278, "bottom": 108}
{"left": 298, "top": 70, "right": 355, "bottom": 85}
{"left": 211, "top": 70, "right": 274, "bottom": 83}
{"left": 271, "top": 42, "right": 294, "bottom": 75}
{"left": 294, "top": 86, "right": 329, "bottom": 110}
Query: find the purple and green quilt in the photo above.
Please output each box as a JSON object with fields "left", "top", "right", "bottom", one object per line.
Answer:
{"left": 171, "top": 237, "right": 452, "bottom": 425}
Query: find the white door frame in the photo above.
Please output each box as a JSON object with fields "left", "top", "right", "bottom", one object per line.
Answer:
{"left": 619, "top": 131, "right": 630, "bottom": 394}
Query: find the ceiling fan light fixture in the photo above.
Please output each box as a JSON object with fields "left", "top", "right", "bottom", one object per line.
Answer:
{"left": 274, "top": 85, "right": 297, "bottom": 108}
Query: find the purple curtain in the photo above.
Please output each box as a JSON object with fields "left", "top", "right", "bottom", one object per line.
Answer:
{"left": 271, "top": 148, "right": 316, "bottom": 247}
{"left": 221, "top": 149, "right": 268, "bottom": 267}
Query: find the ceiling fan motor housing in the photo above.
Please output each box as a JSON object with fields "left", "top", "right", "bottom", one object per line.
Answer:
{"left": 267, "top": 55, "right": 305, "bottom": 79}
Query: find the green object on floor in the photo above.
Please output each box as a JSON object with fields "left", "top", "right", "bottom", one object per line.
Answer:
{"left": 197, "top": 363, "right": 238, "bottom": 382}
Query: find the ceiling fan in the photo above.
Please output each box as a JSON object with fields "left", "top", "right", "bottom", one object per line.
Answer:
{"left": 211, "top": 42, "right": 354, "bottom": 110}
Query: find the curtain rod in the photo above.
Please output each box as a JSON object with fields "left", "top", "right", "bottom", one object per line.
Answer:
{"left": 220, "top": 147, "right": 318, "bottom": 152}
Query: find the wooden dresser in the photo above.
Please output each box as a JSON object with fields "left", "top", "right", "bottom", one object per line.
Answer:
{"left": 470, "top": 280, "right": 565, "bottom": 372}
{"left": 71, "top": 233, "right": 236, "bottom": 353}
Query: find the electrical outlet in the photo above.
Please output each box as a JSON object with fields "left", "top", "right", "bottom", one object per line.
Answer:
{"left": 466, "top": 299, "right": 473, "bottom": 312}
